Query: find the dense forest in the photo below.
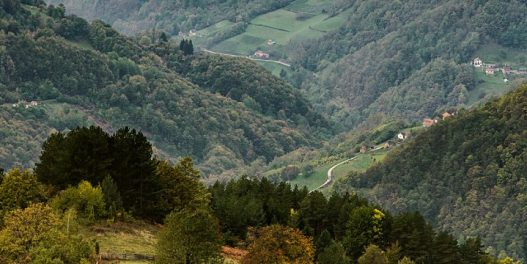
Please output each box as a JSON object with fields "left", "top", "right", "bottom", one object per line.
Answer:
{"left": 48, "top": 0, "right": 527, "bottom": 133}
{"left": 335, "top": 84, "right": 527, "bottom": 261}
{"left": 0, "top": 127, "right": 521, "bottom": 263}
{"left": 290, "top": 0, "right": 527, "bottom": 129}
{"left": 0, "top": 0, "right": 328, "bottom": 176}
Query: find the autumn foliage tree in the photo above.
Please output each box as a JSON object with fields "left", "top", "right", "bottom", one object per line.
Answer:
{"left": 0, "top": 168, "right": 47, "bottom": 221}
{"left": 242, "top": 225, "right": 315, "bottom": 264}
{"left": 0, "top": 203, "right": 93, "bottom": 263}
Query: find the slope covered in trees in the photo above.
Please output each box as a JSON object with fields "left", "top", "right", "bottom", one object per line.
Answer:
{"left": 47, "top": 0, "right": 295, "bottom": 36}
{"left": 1, "top": 149, "right": 517, "bottom": 263}
{"left": 335, "top": 84, "right": 527, "bottom": 260}
{"left": 291, "top": 0, "right": 527, "bottom": 129}
{"left": 49, "top": 0, "right": 527, "bottom": 133}
{"left": 0, "top": 0, "right": 327, "bottom": 176}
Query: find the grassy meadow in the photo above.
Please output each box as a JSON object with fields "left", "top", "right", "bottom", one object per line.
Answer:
{"left": 210, "top": 0, "right": 349, "bottom": 57}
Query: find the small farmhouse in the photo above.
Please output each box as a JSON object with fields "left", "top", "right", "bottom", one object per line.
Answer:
{"left": 398, "top": 132, "right": 408, "bottom": 140}
{"left": 360, "top": 145, "right": 368, "bottom": 154}
{"left": 486, "top": 67, "right": 495, "bottom": 75}
{"left": 422, "top": 118, "right": 437, "bottom": 127}
{"left": 442, "top": 112, "right": 452, "bottom": 120}
{"left": 254, "top": 50, "right": 270, "bottom": 59}
{"left": 267, "top": 39, "right": 276, "bottom": 46}
{"left": 473, "top": 58, "right": 483, "bottom": 67}
{"left": 502, "top": 65, "right": 511, "bottom": 75}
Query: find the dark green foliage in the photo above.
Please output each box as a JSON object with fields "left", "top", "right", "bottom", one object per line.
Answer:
{"left": 290, "top": 0, "right": 526, "bottom": 129}
{"left": 101, "top": 175, "right": 123, "bottom": 218}
{"left": 36, "top": 126, "right": 160, "bottom": 218}
{"left": 55, "top": 15, "right": 90, "bottom": 40}
{"left": 36, "top": 126, "right": 113, "bottom": 189}
{"left": 317, "top": 241, "right": 350, "bottom": 264}
{"left": 156, "top": 206, "right": 222, "bottom": 264}
{"left": 212, "top": 177, "right": 495, "bottom": 263}
{"left": 337, "top": 84, "right": 527, "bottom": 260}
{"left": 156, "top": 158, "right": 210, "bottom": 217}
{"left": 209, "top": 177, "right": 307, "bottom": 241}
{"left": 315, "top": 229, "right": 332, "bottom": 257}
{"left": 179, "top": 39, "right": 193, "bottom": 55}
{"left": 171, "top": 54, "right": 329, "bottom": 131}
{"left": 0, "top": 3, "right": 325, "bottom": 176}
{"left": 47, "top": 0, "right": 296, "bottom": 36}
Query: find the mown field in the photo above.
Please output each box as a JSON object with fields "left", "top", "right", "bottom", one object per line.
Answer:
{"left": 209, "top": 0, "right": 350, "bottom": 57}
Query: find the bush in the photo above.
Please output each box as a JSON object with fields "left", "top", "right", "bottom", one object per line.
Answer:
{"left": 51, "top": 181, "right": 106, "bottom": 222}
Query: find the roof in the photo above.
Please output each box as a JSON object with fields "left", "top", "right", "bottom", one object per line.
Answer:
{"left": 422, "top": 118, "right": 436, "bottom": 127}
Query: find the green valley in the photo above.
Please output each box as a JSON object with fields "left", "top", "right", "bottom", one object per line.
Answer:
{"left": 2, "top": 0, "right": 527, "bottom": 263}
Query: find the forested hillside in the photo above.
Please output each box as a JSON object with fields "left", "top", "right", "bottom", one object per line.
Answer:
{"left": 47, "top": 0, "right": 295, "bottom": 36}
{"left": 49, "top": 0, "right": 527, "bottom": 132}
{"left": 335, "top": 84, "right": 527, "bottom": 260}
{"left": 0, "top": 0, "right": 327, "bottom": 176}
{"left": 291, "top": 0, "right": 527, "bottom": 128}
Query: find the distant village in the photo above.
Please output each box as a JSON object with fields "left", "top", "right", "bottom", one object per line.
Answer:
{"left": 11, "top": 100, "right": 39, "bottom": 109}
{"left": 472, "top": 57, "right": 527, "bottom": 82}
{"left": 359, "top": 110, "right": 455, "bottom": 154}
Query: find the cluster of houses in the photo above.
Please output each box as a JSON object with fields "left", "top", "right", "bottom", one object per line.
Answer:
{"left": 473, "top": 57, "right": 527, "bottom": 81}
{"left": 12, "top": 100, "right": 39, "bottom": 109}
{"left": 422, "top": 111, "right": 454, "bottom": 128}
{"left": 358, "top": 111, "right": 456, "bottom": 154}
{"left": 178, "top": 29, "right": 201, "bottom": 38}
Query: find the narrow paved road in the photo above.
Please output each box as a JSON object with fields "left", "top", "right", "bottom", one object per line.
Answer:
{"left": 311, "top": 146, "right": 385, "bottom": 192}
{"left": 201, "top": 48, "right": 291, "bottom": 67}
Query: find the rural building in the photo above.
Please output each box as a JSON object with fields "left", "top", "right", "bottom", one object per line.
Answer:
{"left": 486, "top": 67, "right": 495, "bottom": 75}
{"left": 422, "top": 118, "right": 437, "bottom": 127}
{"left": 398, "top": 132, "right": 408, "bottom": 140}
{"left": 267, "top": 39, "right": 276, "bottom": 46}
{"left": 473, "top": 58, "right": 483, "bottom": 67}
{"left": 442, "top": 112, "right": 452, "bottom": 120}
{"left": 502, "top": 65, "right": 511, "bottom": 75}
{"left": 360, "top": 145, "right": 368, "bottom": 154}
{"left": 30, "top": 101, "right": 38, "bottom": 106}
{"left": 384, "top": 142, "right": 393, "bottom": 149}
{"left": 254, "top": 50, "right": 270, "bottom": 59}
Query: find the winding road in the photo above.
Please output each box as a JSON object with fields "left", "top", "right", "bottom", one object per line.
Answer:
{"left": 311, "top": 146, "right": 385, "bottom": 192}
{"left": 201, "top": 48, "right": 291, "bottom": 67}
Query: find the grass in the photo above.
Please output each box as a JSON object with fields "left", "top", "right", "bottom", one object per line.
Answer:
{"left": 333, "top": 152, "right": 387, "bottom": 178}
{"left": 287, "top": 148, "right": 390, "bottom": 192}
{"left": 80, "top": 221, "right": 160, "bottom": 262}
{"left": 198, "top": 20, "right": 236, "bottom": 36}
{"left": 289, "top": 162, "right": 334, "bottom": 191}
{"left": 468, "top": 70, "right": 510, "bottom": 105}
{"left": 286, "top": 0, "right": 335, "bottom": 14}
{"left": 211, "top": 2, "right": 349, "bottom": 57}
{"left": 258, "top": 61, "right": 291, "bottom": 76}
{"left": 468, "top": 42, "right": 527, "bottom": 105}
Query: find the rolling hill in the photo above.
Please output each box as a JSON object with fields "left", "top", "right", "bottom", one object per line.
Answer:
{"left": 334, "top": 84, "right": 527, "bottom": 260}
{"left": 0, "top": 1, "right": 328, "bottom": 177}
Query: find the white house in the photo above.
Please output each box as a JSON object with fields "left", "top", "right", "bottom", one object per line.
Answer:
{"left": 473, "top": 57, "right": 483, "bottom": 68}
{"left": 398, "top": 132, "right": 407, "bottom": 140}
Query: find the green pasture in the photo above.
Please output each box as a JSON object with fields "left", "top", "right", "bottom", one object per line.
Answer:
{"left": 468, "top": 70, "right": 510, "bottom": 105}
{"left": 211, "top": 2, "right": 350, "bottom": 57}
